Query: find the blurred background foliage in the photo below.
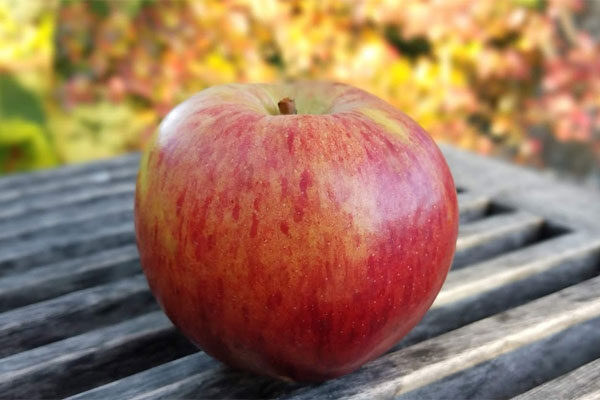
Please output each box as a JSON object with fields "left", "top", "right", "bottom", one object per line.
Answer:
{"left": 0, "top": 0, "right": 599, "bottom": 186}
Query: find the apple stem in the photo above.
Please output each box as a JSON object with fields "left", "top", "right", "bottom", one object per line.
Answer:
{"left": 278, "top": 98, "right": 297, "bottom": 115}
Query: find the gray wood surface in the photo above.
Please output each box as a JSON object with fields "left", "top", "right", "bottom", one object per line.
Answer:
{"left": 0, "top": 165, "right": 137, "bottom": 204}
{"left": 68, "top": 353, "right": 214, "bottom": 400}
{"left": 0, "top": 223, "right": 134, "bottom": 277}
{"left": 0, "top": 311, "right": 196, "bottom": 399}
{"left": 0, "top": 245, "right": 140, "bottom": 311}
{"left": 397, "top": 315, "right": 600, "bottom": 400}
{"left": 0, "top": 274, "right": 156, "bottom": 357}
{"left": 0, "top": 203, "right": 134, "bottom": 247}
{"left": 441, "top": 145, "right": 600, "bottom": 232}
{"left": 0, "top": 153, "right": 139, "bottom": 191}
{"left": 436, "top": 231, "right": 600, "bottom": 307}
{"left": 513, "top": 358, "right": 600, "bottom": 400}
{"left": 0, "top": 182, "right": 135, "bottom": 220}
{"left": 456, "top": 192, "right": 491, "bottom": 223}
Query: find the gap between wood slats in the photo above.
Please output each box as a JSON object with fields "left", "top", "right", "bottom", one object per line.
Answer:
{"left": 456, "top": 192, "right": 515, "bottom": 224}
{"left": 453, "top": 211, "right": 564, "bottom": 268}
{"left": 436, "top": 232, "right": 600, "bottom": 307}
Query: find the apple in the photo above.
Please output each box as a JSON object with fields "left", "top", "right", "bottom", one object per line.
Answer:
{"left": 135, "top": 81, "right": 458, "bottom": 382}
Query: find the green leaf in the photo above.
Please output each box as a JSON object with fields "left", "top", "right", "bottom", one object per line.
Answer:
{"left": 0, "top": 118, "right": 57, "bottom": 172}
{"left": 88, "top": 0, "right": 110, "bottom": 17}
{"left": 0, "top": 74, "right": 46, "bottom": 126}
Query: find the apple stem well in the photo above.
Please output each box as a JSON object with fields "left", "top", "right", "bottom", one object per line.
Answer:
{"left": 278, "top": 97, "right": 297, "bottom": 115}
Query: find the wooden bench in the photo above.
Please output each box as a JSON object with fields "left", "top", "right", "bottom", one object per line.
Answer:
{"left": 0, "top": 145, "right": 599, "bottom": 399}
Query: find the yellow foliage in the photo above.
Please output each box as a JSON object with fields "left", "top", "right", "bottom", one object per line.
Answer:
{"left": 0, "top": 0, "right": 598, "bottom": 174}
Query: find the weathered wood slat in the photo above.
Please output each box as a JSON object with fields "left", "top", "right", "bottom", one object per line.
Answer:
{"left": 0, "top": 166, "right": 137, "bottom": 204}
{"left": 0, "top": 153, "right": 139, "bottom": 191}
{"left": 0, "top": 182, "right": 135, "bottom": 220}
{"left": 513, "top": 358, "right": 600, "bottom": 400}
{"left": 289, "top": 276, "right": 600, "bottom": 400}
{"left": 0, "top": 203, "right": 133, "bottom": 246}
{"left": 66, "top": 353, "right": 216, "bottom": 400}
{"left": 398, "top": 316, "right": 600, "bottom": 400}
{"left": 0, "top": 195, "right": 133, "bottom": 244}
{"left": 0, "top": 222, "right": 134, "bottom": 277}
{"left": 436, "top": 232, "right": 600, "bottom": 307}
{"left": 453, "top": 211, "right": 547, "bottom": 268}
{"left": 0, "top": 245, "right": 140, "bottom": 312}
{"left": 440, "top": 145, "right": 600, "bottom": 232}
{"left": 0, "top": 311, "right": 197, "bottom": 399}
{"left": 0, "top": 274, "right": 155, "bottom": 357}
{"left": 392, "top": 232, "right": 600, "bottom": 350}
{"left": 456, "top": 192, "right": 491, "bottom": 223}
{"left": 69, "top": 267, "right": 600, "bottom": 400}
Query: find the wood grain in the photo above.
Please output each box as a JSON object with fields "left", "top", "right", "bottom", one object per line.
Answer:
{"left": 0, "top": 202, "right": 133, "bottom": 246}
{"left": 0, "top": 311, "right": 197, "bottom": 399}
{"left": 67, "top": 353, "right": 214, "bottom": 400}
{"left": 0, "top": 223, "right": 135, "bottom": 277}
{"left": 513, "top": 358, "right": 600, "bottom": 400}
{"left": 397, "top": 316, "right": 600, "bottom": 399}
{"left": 0, "top": 274, "right": 156, "bottom": 357}
{"left": 0, "top": 244, "right": 140, "bottom": 311}
{"left": 0, "top": 165, "right": 137, "bottom": 204}
{"left": 391, "top": 232, "right": 600, "bottom": 351}
{"left": 0, "top": 182, "right": 135, "bottom": 220}
{"left": 0, "top": 153, "right": 139, "bottom": 192}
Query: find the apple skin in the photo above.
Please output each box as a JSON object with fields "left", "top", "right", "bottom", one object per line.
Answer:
{"left": 135, "top": 82, "right": 458, "bottom": 382}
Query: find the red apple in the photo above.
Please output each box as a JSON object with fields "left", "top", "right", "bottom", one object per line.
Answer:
{"left": 135, "top": 81, "right": 458, "bottom": 382}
